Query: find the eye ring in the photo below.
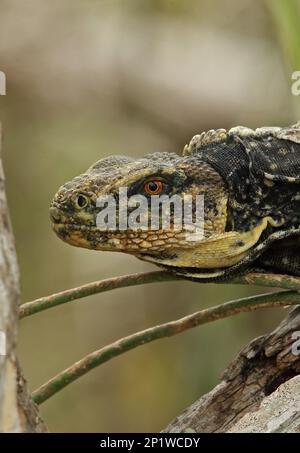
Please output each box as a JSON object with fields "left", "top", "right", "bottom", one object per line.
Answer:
{"left": 144, "top": 180, "right": 164, "bottom": 195}
{"left": 75, "top": 193, "right": 89, "bottom": 209}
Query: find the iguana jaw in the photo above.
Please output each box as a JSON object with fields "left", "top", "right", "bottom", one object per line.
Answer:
{"left": 136, "top": 217, "right": 273, "bottom": 269}
{"left": 53, "top": 217, "right": 272, "bottom": 274}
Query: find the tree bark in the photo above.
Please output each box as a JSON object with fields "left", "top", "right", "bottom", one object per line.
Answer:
{"left": 164, "top": 305, "right": 300, "bottom": 433}
{"left": 0, "top": 124, "right": 47, "bottom": 432}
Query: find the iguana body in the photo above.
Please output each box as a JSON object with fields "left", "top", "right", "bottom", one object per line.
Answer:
{"left": 50, "top": 123, "right": 300, "bottom": 281}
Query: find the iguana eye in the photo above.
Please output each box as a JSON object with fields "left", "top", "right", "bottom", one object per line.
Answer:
{"left": 144, "top": 180, "right": 164, "bottom": 195}
{"left": 75, "top": 194, "right": 89, "bottom": 209}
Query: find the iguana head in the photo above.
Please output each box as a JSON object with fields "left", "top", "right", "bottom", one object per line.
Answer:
{"left": 51, "top": 149, "right": 233, "bottom": 261}
{"left": 49, "top": 124, "right": 300, "bottom": 279}
{"left": 50, "top": 138, "right": 272, "bottom": 274}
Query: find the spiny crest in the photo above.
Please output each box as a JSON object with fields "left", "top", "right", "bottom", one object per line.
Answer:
{"left": 183, "top": 122, "right": 300, "bottom": 156}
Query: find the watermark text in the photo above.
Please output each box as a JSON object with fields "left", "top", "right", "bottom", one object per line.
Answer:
{"left": 0, "top": 71, "right": 6, "bottom": 95}
{"left": 291, "top": 71, "right": 300, "bottom": 96}
{"left": 291, "top": 331, "right": 300, "bottom": 356}
{"left": 96, "top": 187, "right": 205, "bottom": 241}
{"left": 0, "top": 331, "right": 6, "bottom": 356}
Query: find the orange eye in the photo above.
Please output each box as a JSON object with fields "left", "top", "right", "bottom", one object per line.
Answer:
{"left": 144, "top": 180, "right": 164, "bottom": 195}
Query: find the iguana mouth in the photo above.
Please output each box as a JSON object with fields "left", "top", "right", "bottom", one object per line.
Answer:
{"left": 51, "top": 222, "right": 114, "bottom": 250}
{"left": 51, "top": 217, "right": 272, "bottom": 268}
{"left": 52, "top": 222, "right": 98, "bottom": 232}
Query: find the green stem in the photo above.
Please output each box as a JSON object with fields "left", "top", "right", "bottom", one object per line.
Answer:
{"left": 234, "top": 272, "right": 300, "bottom": 290}
{"left": 32, "top": 289, "right": 300, "bottom": 405}
{"left": 20, "top": 271, "right": 300, "bottom": 319}
{"left": 19, "top": 271, "right": 178, "bottom": 319}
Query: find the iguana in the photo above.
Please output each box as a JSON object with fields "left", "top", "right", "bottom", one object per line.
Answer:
{"left": 50, "top": 123, "right": 300, "bottom": 282}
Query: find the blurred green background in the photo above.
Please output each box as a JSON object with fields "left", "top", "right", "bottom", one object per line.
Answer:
{"left": 0, "top": 0, "right": 300, "bottom": 432}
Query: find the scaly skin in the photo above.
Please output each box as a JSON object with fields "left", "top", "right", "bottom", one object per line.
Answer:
{"left": 50, "top": 123, "right": 300, "bottom": 281}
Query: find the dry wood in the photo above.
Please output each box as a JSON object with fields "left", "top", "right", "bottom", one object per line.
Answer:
{"left": 0, "top": 124, "right": 47, "bottom": 432}
{"left": 164, "top": 305, "right": 300, "bottom": 433}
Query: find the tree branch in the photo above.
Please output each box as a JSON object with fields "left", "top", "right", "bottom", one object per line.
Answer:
{"left": 0, "top": 123, "right": 21, "bottom": 432}
{"left": 31, "top": 289, "right": 300, "bottom": 405}
{"left": 163, "top": 304, "right": 300, "bottom": 433}
{"left": 19, "top": 270, "right": 300, "bottom": 319}
{"left": 19, "top": 271, "right": 178, "bottom": 319}
{"left": 0, "top": 124, "right": 47, "bottom": 432}
{"left": 226, "top": 375, "right": 300, "bottom": 433}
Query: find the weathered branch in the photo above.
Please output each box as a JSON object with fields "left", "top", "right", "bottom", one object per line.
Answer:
{"left": 16, "top": 362, "right": 48, "bottom": 432}
{"left": 163, "top": 305, "right": 300, "bottom": 433}
{"left": 227, "top": 375, "right": 300, "bottom": 433}
{"left": 0, "top": 124, "right": 47, "bottom": 432}
{"left": 32, "top": 290, "right": 300, "bottom": 405}
{"left": 0, "top": 123, "right": 20, "bottom": 432}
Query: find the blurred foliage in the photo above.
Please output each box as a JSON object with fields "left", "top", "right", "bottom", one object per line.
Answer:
{"left": 0, "top": 0, "right": 299, "bottom": 432}
{"left": 267, "top": 0, "right": 300, "bottom": 115}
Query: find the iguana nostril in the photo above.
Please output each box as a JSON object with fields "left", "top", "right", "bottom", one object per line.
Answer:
{"left": 50, "top": 206, "right": 62, "bottom": 223}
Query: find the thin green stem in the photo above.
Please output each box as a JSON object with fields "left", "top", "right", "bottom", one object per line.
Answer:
{"left": 32, "top": 289, "right": 300, "bottom": 405}
{"left": 234, "top": 272, "right": 300, "bottom": 290}
{"left": 19, "top": 271, "right": 178, "bottom": 319}
{"left": 20, "top": 271, "right": 300, "bottom": 319}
